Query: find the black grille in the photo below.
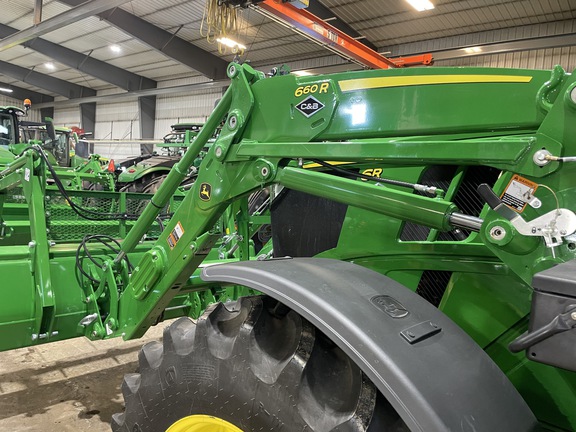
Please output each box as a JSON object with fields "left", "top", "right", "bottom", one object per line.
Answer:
{"left": 416, "top": 270, "right": 453, "bottom": 307}
{"left": 400, "top": 165, "right": 456, "bottom": 241}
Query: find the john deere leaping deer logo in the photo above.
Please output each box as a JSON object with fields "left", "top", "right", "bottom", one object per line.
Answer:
{"left": 199, "top": 182, "right": 212, "bottom": 201}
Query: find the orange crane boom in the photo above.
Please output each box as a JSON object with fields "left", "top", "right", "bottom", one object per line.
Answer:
{"left": 257, "top": 0, "right": 432, "bottom": 69}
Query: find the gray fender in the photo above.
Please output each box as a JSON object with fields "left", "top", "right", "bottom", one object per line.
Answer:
{"left": 201, "top": 257, "right": 538, "bottom": 432}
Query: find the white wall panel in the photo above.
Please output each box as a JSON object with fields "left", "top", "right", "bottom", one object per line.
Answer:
{"left": 434, "top": 46, "right": 576, "bottom": 72}
{"left": 54, "top": 106, "right": 81, "bottom": 128}
{"left": 93, "top": 142, "right": 143, "bottom": 159}
{"left": 385, "top": 19, "right": 576, "bottom": 57}
{"left": 154, "top": 90, "right": 223, "bottom": 138}
{"left": 95, "top": 101, "right": 141, "bottom": 139}
{"left": 0, "top": 94, "right": 22, "bottom": 107}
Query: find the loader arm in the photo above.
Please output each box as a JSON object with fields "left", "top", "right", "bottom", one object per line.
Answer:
{"left": 114, "top": 62, "right": 576, "bottom": 341}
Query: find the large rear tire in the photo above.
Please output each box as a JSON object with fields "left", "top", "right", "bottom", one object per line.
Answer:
{"left": 112, "top": 296, "right": 408, "bottom": 432}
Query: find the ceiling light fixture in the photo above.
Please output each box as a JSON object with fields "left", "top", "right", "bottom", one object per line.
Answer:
{"left": 216, "top": 37, "right": 247, "bottom": 51}
{"left": 406, "top": 0, "right": 435, "bottom": 11}
{"left": 110, "top": 45, "right": 122, "bottom": 53}
{"left": 0, "top": 88, "right": 13, "bottom": 93}
{"left": 463, "top": 46, "right": 483, "bottom": 53}
{"left": 292, "top": 70, "right": 314, "bottom": 77}
{"left": 44, "top": 62, "right": 55, "bottom": 70}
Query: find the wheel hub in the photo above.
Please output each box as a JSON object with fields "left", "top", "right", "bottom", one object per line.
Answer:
{"left": 165, "top": 414, "right": 244, "bottom": 432}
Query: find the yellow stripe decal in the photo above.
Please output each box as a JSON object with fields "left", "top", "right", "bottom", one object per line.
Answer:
{"left": 338, "top": 75, "right": 533, "bottom": 92}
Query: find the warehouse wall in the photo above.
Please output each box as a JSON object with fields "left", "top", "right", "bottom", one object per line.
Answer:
{"left": 385, "top": 20, "right": 576, "bottom": 57}
{"left": 0, "top": 94, "right": 21, "bottom": 107}
{"left": 95, "top": 100, "right": 141, "bottom": 140}
{"left": 384, "top": 19, "right": 576, "bottom": 71}
{"left": 154, "top": 88, "right": 224, "bottom": 139}
{"left": 53, "top": 106, "right": 81, "bottom": 131}
{"left": 433, "top": 46, "right": 576, "bottom": 71}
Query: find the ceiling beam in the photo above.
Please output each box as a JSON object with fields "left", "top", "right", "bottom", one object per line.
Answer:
{"left": 33, "top": 80, "right": 229, "bottom": 108}
{"left": 305, "top": 1, "right": 377, "bottom": 51}
{"left": 58, "top": 0, "right": 229, "bottom": 80}
{"left": 0, "top": 81, "right": 54, "bottom": 105}
{"left": 0, "top": 23, "right": 156, "bottom": 91}
{"left": 0, "top": 61, "right": 96, "bottom": 98}
{"left": 0, "top": 0, "right": 135, "bottom": 52}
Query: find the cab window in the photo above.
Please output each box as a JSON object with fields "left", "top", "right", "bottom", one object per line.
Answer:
{"left": 0, "top": 113, "right": 15, "bottom": 146}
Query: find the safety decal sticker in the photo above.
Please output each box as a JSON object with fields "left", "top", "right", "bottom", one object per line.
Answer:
{"left": 167, "top": 221, "right": 185, "bottom": 250}
{"left": 199, "top": 182, "right": 212, "bottom": 201}
{"left": 500, "top": 174, "right": 538, "bottom": 213}
{"left": 295, "top": 96, "right": 325, "bottom": 118}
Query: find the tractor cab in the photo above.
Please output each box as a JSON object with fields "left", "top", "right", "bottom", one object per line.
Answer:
{"left": 20, "top": 123, "right": 75, "bottom": 167}
{"left": 0, "top": 106, "right": 25, "bottom": 147}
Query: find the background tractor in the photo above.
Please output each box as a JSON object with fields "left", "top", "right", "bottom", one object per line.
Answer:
{"left": 1, "top": 62, "right": 576, "bottom": 431}
{"left": 115, "top": 123, "right": 204, "bottom": 193}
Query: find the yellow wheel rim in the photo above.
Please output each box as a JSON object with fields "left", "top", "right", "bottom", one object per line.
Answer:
{"left": 165, "top": 415, "right": 244, "bottom": 432}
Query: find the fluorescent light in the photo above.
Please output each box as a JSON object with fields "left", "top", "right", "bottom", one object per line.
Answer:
{"left": 406, "top": 0, "right": 434, "bottom": 11}
{"left": 44, "top": 62, "right": 55, "bottom": 70}
{"left": 110, "top": 45, "right": 121, "bottom": 53}
{"left": 463, "top": 46, "right": 482, "bottom": 53}
{"left": 216, "top": 37, "right": 247, "bottom": 51}
{"left": 0, "top": 87, "right": 13, "bottom": 93}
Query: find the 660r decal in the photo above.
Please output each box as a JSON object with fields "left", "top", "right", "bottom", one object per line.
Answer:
{"left": 294, "top": 82, "right": 329, "bottom": 97}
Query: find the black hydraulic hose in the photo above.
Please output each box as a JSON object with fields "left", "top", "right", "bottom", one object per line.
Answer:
{"left": 310, "top": 159, "right": 442, "bottom": 197}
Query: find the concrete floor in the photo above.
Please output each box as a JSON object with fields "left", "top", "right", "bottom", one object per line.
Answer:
{"left": 0, "top": 323, "right": 171, "bottom": 432}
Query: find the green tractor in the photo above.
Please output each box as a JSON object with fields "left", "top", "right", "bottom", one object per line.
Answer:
{"left": 115, "top": 123, "right": 204, "bottom": 193}
{"left": 0, "top": 103, "right": 112, "bottom": 190}
{"left": 19, "top": 123, "right": 93, "bottom": 168}
{"left": 1, "top": 62, "right": 576, "bottom": 431}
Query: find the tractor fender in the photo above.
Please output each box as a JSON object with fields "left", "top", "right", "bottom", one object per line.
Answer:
{"left": 117, "top": 165, "right": 171, "bottom": 183}
{"left": 201, "top": 257, "right": 538, "bottom": 432}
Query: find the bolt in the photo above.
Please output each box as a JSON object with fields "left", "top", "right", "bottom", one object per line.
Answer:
{"left": 91, "top": 331, "right": 98, "bottom": 338}
{"left": 28, "top": 241, "right": 36, "bottom": 248}
{"left": 533, "top": 149, "right": 552, "bottom": 167}
{"left": 571, "top": 86, "right": 576, "bottom": 104}
{"left": 228, "top": 65, "right": 237, "bottom": 77}
{"left": 571, "top": 312, "right": 576, "bottom": 321}
{"left": 190, "top": 244, "right": 196, "bottom": 251}
{"left": 228, "top": 115, "right": 238, "bottom": 129}
{"left": 407, "top": 331, "right": 415, "bottom": 338}
{"left": 215, "top": 146, "right": 223, "bottom": 158}
{"left": 261, "top": 166, "right": 269, "bottom": 177}
{"left": 561, "top": 230, "right": 567, "bottom": 236}
{"left": 31, "top": 334, "right": 38, "bottom": 341}
{"left": 489, "top": 226, "right": 508, "bottom": 241}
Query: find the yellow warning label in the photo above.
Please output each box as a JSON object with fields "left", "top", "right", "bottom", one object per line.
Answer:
{"left": 500, "top": 175, "right": 538, "bottom": 213}
{"left": 167, "top": 221, "right": 185, "bottom": 250}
